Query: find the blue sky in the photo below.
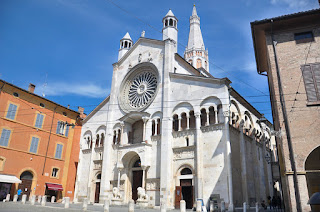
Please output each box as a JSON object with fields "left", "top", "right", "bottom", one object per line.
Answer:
{"left": 0, "top": 0, "right": 318, "bottom": 121}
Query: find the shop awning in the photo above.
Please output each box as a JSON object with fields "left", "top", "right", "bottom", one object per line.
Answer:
{"left": 0, "top": 174, "right": 21, "bottom": 183}
{"left": 46, "top": 183, "right": 63, "bottom": 191}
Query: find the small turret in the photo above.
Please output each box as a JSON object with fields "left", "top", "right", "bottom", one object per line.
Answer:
{"left": 118, "top": 32, "right": 133, "bottom": 61}
{"left": 162, "top": 9, "right": 178, "bottom": 51}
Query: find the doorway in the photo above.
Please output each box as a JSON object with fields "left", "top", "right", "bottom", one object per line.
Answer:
{"left": 175, "top": 168, "right": 193, "bottom": 209}
{"left": 19, "top": 171, "right": 33, "bottom": 200}
{"left": 132, "top": 170, "right": 142, "bottom": 202}
{"left": 95, "top": 182, "right": 100, "bottom": 203}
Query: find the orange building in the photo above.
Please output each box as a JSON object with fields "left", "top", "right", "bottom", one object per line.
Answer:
{"left": 0, "top": 80, "right": 83, "bottom": 202}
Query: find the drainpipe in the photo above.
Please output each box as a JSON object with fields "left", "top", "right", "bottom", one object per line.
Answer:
{"left": 42, "top": 106, "right": 58, "bottom": 175}
{"left": 265, "top": 19, "right": 302, "bottom": 212}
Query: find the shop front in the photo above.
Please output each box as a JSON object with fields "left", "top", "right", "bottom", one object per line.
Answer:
{"left": 45, "top": 183, "right": 63, "bottom": 202}
{"left": 0, "top": 174, "right": 21, "bottom": 201}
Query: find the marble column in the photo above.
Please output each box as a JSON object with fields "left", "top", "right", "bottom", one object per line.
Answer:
{"left": 142, "top": 117, "right": 148, "bottom": 142}
{"left": 215, "top": 109, "right": 218, "bottom": 124}
{"left": 186, "top": 115, "right": 189, "bottom": 130}
{"left": 117, "top": 168, "right": 122, "bottom": 190}
{"left": 120, "top": 122, "right": 124, "bottom": 145}
{"left": 206, "top": 109, "right": 210, "bottom": 126}
{"left": 178, "top": 117, "right": 182, "bottom": 131}
{"left": 141, "top": 166, "right": 147, "bottom": 189}
{"left": 239, "top": 121, "right": 249, "bottom": 206}
{"left": 195, "top": 112, "right": 203, "bottom": 198}
{"left": 224, "top": 111, "right": 234, "bottom": 211}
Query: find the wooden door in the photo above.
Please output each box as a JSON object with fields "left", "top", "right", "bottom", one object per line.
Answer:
{"left": 94, "top": 182, "right": 100, "bottom": 203}
{"left": 132, "top": 170, "right": 142, "bottom": 202}
{"left": 18, "top": 179, "right": 32, "bottom": 199}
{"left": 175, "top": 186, "right": 182, "bottom": 209}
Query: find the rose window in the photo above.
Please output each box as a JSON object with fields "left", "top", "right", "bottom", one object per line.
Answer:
{"left": 119, "top": 65, "right": 159, "bottom": 112}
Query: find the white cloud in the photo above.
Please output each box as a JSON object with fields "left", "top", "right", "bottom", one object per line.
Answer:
{"left": 38, "top": 82, "right": 108, "bottom": 98}
{"left": 270, "top": 0, "right": 317, "bottom": 9}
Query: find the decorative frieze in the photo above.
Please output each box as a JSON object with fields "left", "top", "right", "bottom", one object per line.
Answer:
{"left": 172, "top": 129, "right": 196, "bottom": 138}
{"left": 146, "top": 178, "right": 160, "bottom": 191}
{"left": 93, "top": 160, "right": 102, "bottom": 170}
{"left": 200, "top": 123, "right": 224, "bottom": 133}
{"left": 173, "top": 146, "right": 195, "bottom": 160}
{"left": 82, "top": 149, "right": 92, "bottom": 154}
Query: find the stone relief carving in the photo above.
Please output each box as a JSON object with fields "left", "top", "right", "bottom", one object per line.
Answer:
{"left": 138, "top": 53, "right": 142, "bottom": 63}
{"left": 200, "top": 123, "right": 224, "bottom": 133}
{"left": 146, "top": 178, "right": 160, "bottom": 190}
{"left": 173, "top": 148, "right": 195, "bottom": 160}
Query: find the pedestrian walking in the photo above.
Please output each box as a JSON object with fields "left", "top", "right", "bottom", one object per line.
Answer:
{"left": 17, "top": 189, "right": 22, "bottom": 201}
{"left": 267, "top": 196, "right": 272, "bottom": 209}
{"left": 272, "top": 196, "right": 277, "bottom": 209}
{"left": 277, "top": 196, "right": 282, "bottom": 209}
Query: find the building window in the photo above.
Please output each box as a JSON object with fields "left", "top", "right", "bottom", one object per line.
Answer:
{"left": 196, "top": 59, "right": 202, "bottom": 69}
{"left": 55, "top": 144, "right": 63, "bottom": 159}
{"left": 51, "top": 168, "right": 59, "bottom": 178}
{"left": 29, "top": 137, "right": 39, "bottom": 153}
{"left": 6, "top": 103, "right": 18, "bottom": 120}
{"left": 200, "top": 108, "right": 207, "bottom": 126}
{"left": 294, "top": 31, "right": 314, "bottom": 44}
{"left": 35, "top": 113, "right": 44, "bottom": 128}
{"left": 302, "top": 63, "right": 320, "bottom": 103}
{"left": 152, "top": 120, "right": 155, "bottom": 136}
{"left": 39, "top": 103, "right": 45, "bottom": 108}
{"left": 56, "top": 121, "right": 69, "bottom": 136}
{"left": 13, "top": 92, "right": 19, "bottom": 97}
{"left": 172, "top": 115, "right": 179, "bottom": 131}
{"left": 157, "top": 119, "right": 161, "bottom": 135}
{"left": 0, "top": 129, "right": 11, "bottom": 147}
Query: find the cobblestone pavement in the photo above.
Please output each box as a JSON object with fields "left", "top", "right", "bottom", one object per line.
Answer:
{"left": 0, "top": 202, "right": 284, "bottom": 212}
{"left": 0, "top": 201, "right": 186, "bottom": 212}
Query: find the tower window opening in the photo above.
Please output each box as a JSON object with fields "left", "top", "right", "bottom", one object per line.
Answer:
{"left": 189, "top": 111, "right": 195, "bottom": 129}
{"left": 209, "top": 107, "right": 215, "bottom": 124}
{"left": 196, "top": 59, "right": 202, "bottom": 69}
{"left": 186, "top": 137, "right": 189, "bottom": 146}
{"left": 169, "top": 19, "right": 173, "bottom": 26}
{"left": 96, "top": 134, "right": 100, "bottom": 146}
{"left": 124, "top": 41, "right": 128, "bottom": 48}
{"left": 165, "top": 19, "right": 168, "bottom": 27}
{"left": 200, "top": 108, "right": 207, "bottom": 127}
{"left": 181, "top": 113, "right": 187, "bottom": 130}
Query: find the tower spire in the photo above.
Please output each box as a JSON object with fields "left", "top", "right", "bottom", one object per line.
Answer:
{"left": 184, "top": 5, "right": 209, "bottom": 72}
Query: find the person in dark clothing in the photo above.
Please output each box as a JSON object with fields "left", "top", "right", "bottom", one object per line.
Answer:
{"left": 272, "top": 196, "right": 277, "bottom": 209}
{"left": 277, "top": 196, "right": 282, "bottom": 209}
{"left": 267, "top": 196, "right": 272, "bottom": 209}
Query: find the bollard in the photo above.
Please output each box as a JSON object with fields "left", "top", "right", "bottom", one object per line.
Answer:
{"left": 51, "top": 196, "right": 55, "bottom": 203}
{"left": 64, "top": 197, "right": 70, "bottom": 208}
{"left": 38, "top": 195, "right": 42, "bottom": 203}
{"left": 13, "top": 194, "right": 18, "bottom": 202}
{"left": 160, "top": 199, "right": 166, "bottom": 212}
{"left": 41, "top": 196, "right": 46, "bottom": 206}
{"left": 180, "top": 200, "right": 186, "bottom": 212}
{"left": 21, "top": 194, "right": 27, "bottom": 204}
{"left": 31, "top": 195, "right": 36, "bottom": 205}
{"left": 255, "top": 202, "right": 259, "bottom": 212}
{"left": 210, "top": 200, "right": 214, "bottom": 212}
{"left": 221, "top": 201, "right": 225, "bottom": 212}
{"left": 62, "top": 197, "right": 65, "bottom": 204}
{"left": 5, "top": 194, "right": 10, "bottom": 202}
{"left": 104, "top": 199, "right": 110, "bottom": 212}
{"left": 83, "top": 198, "right": 88, "bottom": 211}
{"left": 128, "top": 199, "right": 135, "bottom": 212}
{"left": 243, "top": 202, "right": 247, "bottom": 212}
{"left": 196, "top": 200, "right": 202, "bottom": 212}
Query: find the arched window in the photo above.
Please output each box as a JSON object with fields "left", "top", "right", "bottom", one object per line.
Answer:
{"left": 173, "top": 114, "right": 179, "bottom": 131}
{"left": 157, "top": 119, "right": 161, "bottom": 135}
{"left": 117, "top": 129, "right": 121, "bottom": 144}
{"left": 89, "top": 137, "right": 93, "bottom": 149}
{"left": 200, "top": 108, "right": 207, "bottom": 127}
{"left": 165, "top": 19, "right": 168, "bottom": 27}
{"left": 113, "top": 131, "right": 117, "bottom": 144}
{"left": 181, "top": 168, "right": 192, "bottom": 175}
{"left": 96, "top": 134, "right": 99, "bottom": 146}
{"left": 124, "top": 41, "right": 128, "bottom": 48}
{"left": 196, "top": 59, "right": 202, "bottom": 69}
{"left": 186, "top": 137, "right": 189, "bottom": 146}
{"left": 133, "top": 159, "right": 141, "bottom": 168}
{"left": 20, "top": 171, "right": 33, "bottom": 180}
{"left": 169, "top": 19, "right": 173, "bottom": 26}
{"left": 209, "top": 107, "right": 215, "bottom": 124}
{"left": 189, "top": 111, "right": 195, "bottom": 129}
{"left": 100, "top": 133, "right": 104, "bottom": 147}
{"left": 97, "top": 174, "right": 101, "bottom": 180}
{"left": 217, "top": 104, "right": 222, "bottom": 123}
{"left": 152, "top": 120, "right": 156, "bottom": 136}
{"left": 181, "top": 113, "right": 187, "bottom": 130}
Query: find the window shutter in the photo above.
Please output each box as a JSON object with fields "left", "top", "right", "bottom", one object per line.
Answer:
{"left": 30, "top": 137, "right": 39, "bottom": 153}
{"left": 35, "top": 114, "right": 43, "bottom": 128}
{"left": 302, "top": 65, "right": 317, "bottom": 102}
{"left": 55, "top": 144, "right": 63, "bottom": 159}
{"left": 65, "top": 125, "right": 69, "bottom": 137}
{"left": 0, "top": 129, "right": 11, "bottom": 147}
{"left": 6, "top": 104, "right": 17, "bottom": 120}
{"left": 312, "top": 63, "right": 320, "bottom": 100}
{"left": 39, "top": 114, "right": 44, "bottom": 128}
{"left": 56, "top": 121, "right": 61, "bottom": 134}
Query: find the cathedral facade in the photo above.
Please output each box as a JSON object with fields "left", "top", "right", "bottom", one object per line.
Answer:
{"left": 74, "top": 6, "right": 274, "bottom": 210}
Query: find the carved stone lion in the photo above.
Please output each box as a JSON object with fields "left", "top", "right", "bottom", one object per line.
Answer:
{"left": 137, "top": 187, "right": 148, "bottom": 200}
{"left": 112, "top": 187, "right": 121, "bottom": 199}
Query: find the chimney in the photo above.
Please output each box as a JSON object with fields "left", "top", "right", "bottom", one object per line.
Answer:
{"left": 28, "top": 83, "right": 36, "bottom": 93}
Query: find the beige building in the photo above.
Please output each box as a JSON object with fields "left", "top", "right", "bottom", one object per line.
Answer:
{"left": 251, "top": 9, "right": 320, "bottom": 212}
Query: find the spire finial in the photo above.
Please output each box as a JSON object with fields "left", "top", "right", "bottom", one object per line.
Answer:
{"left": 192, "top": 4, "right": 197, "bottom": 16}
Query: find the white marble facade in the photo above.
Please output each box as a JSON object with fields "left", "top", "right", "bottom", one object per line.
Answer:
{"left": 74, "top": 6, "right": 274, "bottom": 210}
